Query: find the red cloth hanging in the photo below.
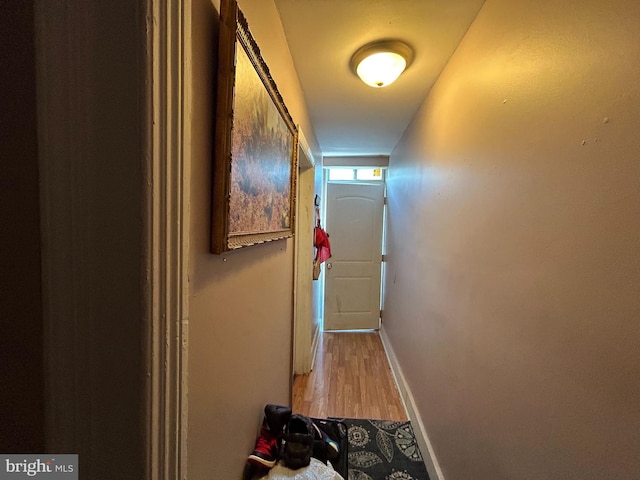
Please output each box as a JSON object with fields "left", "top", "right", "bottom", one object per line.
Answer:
{"left": 314, "top": 226, "right": 332, "bottom": 263}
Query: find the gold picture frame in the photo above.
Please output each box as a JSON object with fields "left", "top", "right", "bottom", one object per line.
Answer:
{"left": 211, "top": 0, "right": 298, "bottom": 254}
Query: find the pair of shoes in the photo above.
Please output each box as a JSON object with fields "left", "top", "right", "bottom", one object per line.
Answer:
{"left": 247, "top": 404, "right": 292, "bottom": 469}
{"left": 282, "top": 414, "right": 315, "bottom": 470}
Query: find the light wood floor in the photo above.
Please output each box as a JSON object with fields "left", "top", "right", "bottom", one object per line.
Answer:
{"left": 293, "top": 331, "right": 408, "bottom": 421}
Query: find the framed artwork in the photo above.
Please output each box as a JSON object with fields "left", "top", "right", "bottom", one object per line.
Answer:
{"left": 211, "top": 0, "right": 298, "bottom": 254}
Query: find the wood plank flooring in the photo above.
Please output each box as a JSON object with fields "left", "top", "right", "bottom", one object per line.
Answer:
{"left": 293, "top": 332, "right": 408, "bottom": 421}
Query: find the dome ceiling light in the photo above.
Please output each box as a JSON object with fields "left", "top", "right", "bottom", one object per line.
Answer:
{"left": 350, "top": 40, "right": 414, "bottom": 88}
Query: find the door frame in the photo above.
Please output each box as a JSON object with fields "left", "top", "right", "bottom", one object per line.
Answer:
{"left": 292, "top": 129, "right": 318, "bottom": 375}
{"left": 145, "top": 0, "right": 190, "bottom": 478}
{"left": 321, "top": 166, "right": 387, "bottom": 331}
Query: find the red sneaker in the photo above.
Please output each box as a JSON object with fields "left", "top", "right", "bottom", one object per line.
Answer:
{"left": 248, "top": 427, "right": 279, "bottom": 468}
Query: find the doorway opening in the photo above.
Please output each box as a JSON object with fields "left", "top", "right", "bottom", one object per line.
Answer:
{"left": 320, "top": 167, "right": 387, "bottom": 331}
{"left": 292, "top": 162, "right": 407, "bottom": 422}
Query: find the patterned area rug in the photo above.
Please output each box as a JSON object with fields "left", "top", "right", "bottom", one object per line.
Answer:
{"left": 336, "top": 419, "right": 430, "bottom": 480}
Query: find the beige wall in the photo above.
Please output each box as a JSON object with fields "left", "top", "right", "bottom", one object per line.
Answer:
{"left": 384, "top": 0, "right": 640, "bottom": 479}
{"left": 188, "top": 0, "right": 320, "bottom": 477}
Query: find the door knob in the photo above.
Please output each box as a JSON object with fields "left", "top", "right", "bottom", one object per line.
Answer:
{"left": 326, "top": 262, "right": 332, "bottom": 270}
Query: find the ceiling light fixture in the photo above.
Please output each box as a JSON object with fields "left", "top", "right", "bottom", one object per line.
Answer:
{"left": 350, "top": 40, "right": 414, "bottom": 88}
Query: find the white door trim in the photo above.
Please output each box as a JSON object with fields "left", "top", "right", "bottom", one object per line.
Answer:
{"left": 293, "top": 128, "right": 317, "bottom": 375}
{"left": 145, "top": 0, "right": 190, "bottom": 478}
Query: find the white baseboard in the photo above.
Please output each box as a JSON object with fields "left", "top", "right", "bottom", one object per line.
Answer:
{"left": 310, "top": 323, "right": 320, "bottom": 371}
{"left": 379, "top": 326, "right": 445, "bottom": 480}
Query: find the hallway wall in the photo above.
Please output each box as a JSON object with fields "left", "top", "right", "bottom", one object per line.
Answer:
{"left": 384, "top": 0, "right": 640, "bottom": 479}
{"left": 187, "top": 0, "right": 321, "bottom": 477}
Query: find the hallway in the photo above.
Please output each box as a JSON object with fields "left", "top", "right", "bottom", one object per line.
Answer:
{"left": 20, "top": 1, "right": 640, "bottom": 478}
{"left": 293, "top": 332, "right": 407, "bottom": 421}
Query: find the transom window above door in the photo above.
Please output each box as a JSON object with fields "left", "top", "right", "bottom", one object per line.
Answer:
{"left": 327, "top": 167, "right": 385, "bottom": 182}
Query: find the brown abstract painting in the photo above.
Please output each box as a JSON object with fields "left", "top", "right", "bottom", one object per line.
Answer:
{"left": 211, "top": 0, "right": 298, "bottom": 254}
{"left": 229, "top": 45, "right": 293, "bottom": 235}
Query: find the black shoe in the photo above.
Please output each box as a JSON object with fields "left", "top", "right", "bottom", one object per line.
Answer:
{"left": 312, "top": 421, "right": 340, "bottom": 460}
{"left": 264, "top": 404, "right": 292, "bottom": 434}
{"left": 242, "top": 461, "right": 267, "bottom": 480}
{"left": 282, "top": 414, "right": 314, "bottom": 470}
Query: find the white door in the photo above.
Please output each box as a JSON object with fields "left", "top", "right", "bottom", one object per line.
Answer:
{"left": 324, "top": 183, "right": 384, "bottom": 330}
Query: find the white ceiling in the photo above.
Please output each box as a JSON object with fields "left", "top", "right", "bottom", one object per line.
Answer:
{"left": 274, "top": 0, "right": 486, "bottom": 156}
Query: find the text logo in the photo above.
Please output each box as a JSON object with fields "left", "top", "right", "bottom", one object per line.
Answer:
{"left": 0, "top": 455, "right": 77, "bottom": 479}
